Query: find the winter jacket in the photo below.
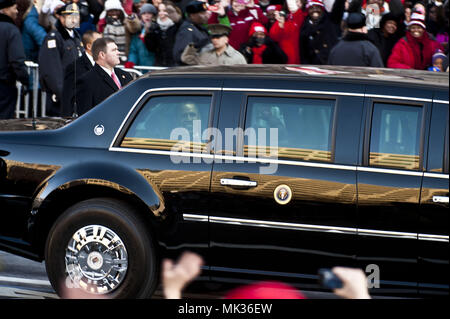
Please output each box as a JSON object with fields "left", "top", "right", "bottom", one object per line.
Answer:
{"left": 21, "top": 5, "right": 47, "bottom": 62}
{"left": 387, "top": 31, "right": 443, "bottom": 70}
{"left": 299, "top": 0, "right": 346, "bottom": 65}
{"left": 328, "top": 31, "right": 384, "bottom": 67}
{"left": 128, "top": 27, "right": 155, "bottom": 66}
{"left": 209, "top": 6, "right": 268, "bottom": 51}
{"left": 145, "top": 21, "right": 181, "bottom": 67}
{"left": 269, "top": 8, "right": 307, "bottom": 64}
{"left": 367, "top": 27, "right": 403, "bottom": 66}
{"left": 240, "top": 36, "right": 288, "bottom": 64}
{"left": 0, "top": 13, "right": 29, "bottom": 87}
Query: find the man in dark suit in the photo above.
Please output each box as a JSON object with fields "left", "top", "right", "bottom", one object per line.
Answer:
{"left": 62, "top": 30, "right": 102, "bottom": 117}
{"left": 76, "top": 37, "right": 133, "bottom": 116}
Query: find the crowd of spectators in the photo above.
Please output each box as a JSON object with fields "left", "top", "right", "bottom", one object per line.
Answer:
{"left": 1, "top": 0, "right": 449, "bottom": 118}
{"left": 9, "top": 0, "right": 450, "bottom": 70}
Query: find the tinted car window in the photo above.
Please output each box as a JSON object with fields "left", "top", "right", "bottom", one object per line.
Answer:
{"left": 121, "top": 95, "right": 211, "bottom": 152}
{"left": 369, "top": 103, "right": 422, "bottom": 170}
{"left": 244, "top": 96, "right": 335, "bottom": 162}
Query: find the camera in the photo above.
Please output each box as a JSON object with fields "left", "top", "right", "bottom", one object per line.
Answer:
{"left": 318, "top": 268, "right": 343, "bottom": 289}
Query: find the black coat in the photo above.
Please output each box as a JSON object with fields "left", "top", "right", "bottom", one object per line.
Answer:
{"left": 61, "top": 52, "right": 94, "bottom": 117}
{"left": 299, "top": 0, "right": 346, "bottom": 65}
{"left": 144, "top": 21, "right": 181, "bottom": 67}
{"left": 0, "top": 13, "right": 29, "bottom": 87}
{"left": 328, "top": 32, "right": 384, "bottom": 67}
{"left": 367, "top": 28, "right": 403, "bottom": 67}
{"left": 38, "top": 21, "right": 83, "bottom": 114}
{"left": 172, "top": 19, "right": 210, "bottom": 65}
{"left": 76, "top": 63, "right": 133, "bottom": 116}
{"left": 239, "top": 37, "right": 288, "bottom": 64}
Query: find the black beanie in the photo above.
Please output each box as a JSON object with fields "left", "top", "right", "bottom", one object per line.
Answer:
{"left": 347, "top": 12, "right": 366, "bottom": 29}
{"left": 0, "top": 0, "right": 16, "bottom": 10}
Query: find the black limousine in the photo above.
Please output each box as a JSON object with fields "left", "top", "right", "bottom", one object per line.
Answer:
{"left": 0, "top": 65, "right": 448, "bottom": 298}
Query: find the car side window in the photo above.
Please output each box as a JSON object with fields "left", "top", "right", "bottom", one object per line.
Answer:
{"left": 369, "top": 103, "right": 422, "bottom": 170}
{"left": 121, "top": 95, "right": 212, "bottom": 152}
{"left": 244, "top": 96, "right": 335, "bottom": 162}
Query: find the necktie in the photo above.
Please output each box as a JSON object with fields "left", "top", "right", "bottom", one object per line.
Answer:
{"left": 111, "top": 72, "right": 121, "bottom": 89}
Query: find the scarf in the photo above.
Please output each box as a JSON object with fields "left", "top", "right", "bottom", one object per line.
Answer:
{"left": 252, "top": 45, "right": 266, "bottom": 64}
{"left": 157, "top": 17, "right": 174, "bottom": 31}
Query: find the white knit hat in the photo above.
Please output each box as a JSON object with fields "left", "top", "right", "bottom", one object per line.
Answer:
{"left": 99, "top": 0, "right": 127, "bottom": 19}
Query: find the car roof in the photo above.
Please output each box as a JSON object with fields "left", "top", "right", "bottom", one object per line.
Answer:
{"left": 145, "top": 65, "right": 449, "bottom": 88}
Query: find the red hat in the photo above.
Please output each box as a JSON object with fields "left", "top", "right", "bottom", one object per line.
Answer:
{"left": 306, "top": 0, "right": 325, "bottom": 9}
{"left": 249, "top": 22, "right": 267, "bottom": 36}
{"left": 225, "top": 281, "right": 307, "bottom": 299}
{"left": 266, "top": 4, "right": 282, "bottom": 12}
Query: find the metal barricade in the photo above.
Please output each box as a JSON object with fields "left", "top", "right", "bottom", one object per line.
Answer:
{"left": 15, "top": 62, "right": 166, "bottom": 119}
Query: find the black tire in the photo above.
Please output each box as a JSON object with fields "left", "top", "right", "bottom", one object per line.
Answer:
{"left": 45, "top": 198, "right": 158, "bottom": 299}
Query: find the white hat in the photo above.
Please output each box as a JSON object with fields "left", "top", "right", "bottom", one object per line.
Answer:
{"left": 41, "top": 0, "right": 65, "bottom": 14}
{"left": 99, "top": 0, "right": 127, "bottom": 19}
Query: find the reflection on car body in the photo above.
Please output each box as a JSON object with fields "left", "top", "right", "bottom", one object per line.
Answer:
{"left": 0, "top": 65, "right": 448, "bottom": 298}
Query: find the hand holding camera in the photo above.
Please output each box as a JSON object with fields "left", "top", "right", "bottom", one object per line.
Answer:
{"left": 274, "top": 10, "right": 286, "bottom": 27}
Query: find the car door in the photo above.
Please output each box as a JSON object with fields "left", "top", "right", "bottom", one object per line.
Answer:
{"left": 207, "top": 78, "right": 363, "bottom": 289}
{"left": 356, "top": 85, "right": 433, "bottom": 297}
{"left": 110, "top": 85, "right": 221, "bottom": 264}
{"left": 418, "top": 91, "right": 449, "bottom": 296}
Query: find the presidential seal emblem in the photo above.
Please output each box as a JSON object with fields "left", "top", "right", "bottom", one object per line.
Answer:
{"left": 273, "top": 185, "right": 292, "bottom": 205}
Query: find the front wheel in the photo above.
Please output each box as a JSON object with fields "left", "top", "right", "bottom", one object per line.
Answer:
{"left": 45, "top": 198, "right": 158, "bottom": 298}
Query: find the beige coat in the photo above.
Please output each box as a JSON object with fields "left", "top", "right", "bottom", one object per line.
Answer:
{"left": 181, "top": 43, "right": 247, "bottom": 66}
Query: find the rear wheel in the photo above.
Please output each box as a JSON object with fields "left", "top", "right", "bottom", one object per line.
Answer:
{"left": 45, "top": 198, "right": 157, "bottom": 298}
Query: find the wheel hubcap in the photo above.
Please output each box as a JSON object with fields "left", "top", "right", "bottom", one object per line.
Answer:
{"left": 65, "top": 225, "right": 128, "bottom": 294}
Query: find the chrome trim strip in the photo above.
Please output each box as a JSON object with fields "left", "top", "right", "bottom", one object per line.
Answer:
{"left": 424, "top": 172, "right": 449, "bottom": 179}
{"left": 358, "top": 228, "right": 417, "bottom": 240}
{"left": 109, "top": 146, "right": 215, "bottom": 159}
{"left": 418, "top": 234, "right": 449, "bottom": 242}
{"left": 357, "top": 166, "right": 423, "bottom": 177}
{"left": 209, "top": 216, "right": 357, "bottom": 235}
{"left": 110, "top": 147, "right": 446, "bottom": 178}
{"left": 365, "top": 94, "right": 432, "bottom": 103}
{"left": 222, "top": 87, "right": 365, "bottom": 97}
{"left": 183, "top": 214, "right": 209, "bottom": 222}
{"left": 433, "top": 100, "right": 449, "bottom": 104}
{"left": 183, "top": 214, "right": 449, "bottom": 242}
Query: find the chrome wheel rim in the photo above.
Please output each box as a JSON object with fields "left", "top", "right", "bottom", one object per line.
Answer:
{"left": 65, "top": 225, "right": 128, "bottom": 294}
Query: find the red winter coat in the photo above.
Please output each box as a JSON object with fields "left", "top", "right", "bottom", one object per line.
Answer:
{"left": 269, "top": 9, "right": 307, "bottom": 64}
{"left": 209, "top": 6, "right": 268, "bottom": 50}
{"left": 387, "top": 31, "right": 443, "bottom": 70}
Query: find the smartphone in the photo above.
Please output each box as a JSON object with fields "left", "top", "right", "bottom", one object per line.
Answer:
{"left": 318, "top": 268, "right": 343, "bottom": 289}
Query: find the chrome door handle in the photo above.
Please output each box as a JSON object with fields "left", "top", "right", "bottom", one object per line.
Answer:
{"left": 220, "top": 178, "right": 257, "bottom": 187}
{"left": 433, "top": 196, "right": 449, "bottom": 203}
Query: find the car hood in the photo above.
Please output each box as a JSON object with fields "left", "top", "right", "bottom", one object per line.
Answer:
{"left": 0, "top": 118, "right": 74, "bottom": 131}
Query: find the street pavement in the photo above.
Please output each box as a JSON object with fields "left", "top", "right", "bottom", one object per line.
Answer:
{"left": 0, "top": 251, "right": 343, "bottom": 299}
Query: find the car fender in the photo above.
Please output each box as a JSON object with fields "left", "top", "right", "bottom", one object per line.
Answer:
{"left": 32, "top": 161, "right": 163, "bottom": 217}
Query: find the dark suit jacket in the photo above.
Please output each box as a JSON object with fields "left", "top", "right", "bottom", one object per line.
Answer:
{"left": 62, "top": 52, "right": 94, "bottom": 117}
{"left": 76, "top": 63, "right": 133, "bottom": 116}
